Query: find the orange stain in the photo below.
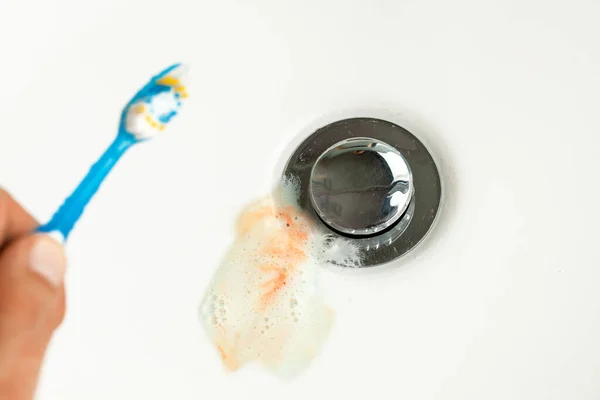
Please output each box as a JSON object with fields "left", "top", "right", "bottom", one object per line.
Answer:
{"left": 214, "top": 327, "right": 241, "bottom": 371}
{"left": 202, "top": 190, "right": 335, "bottom": 374}
{"left": 217, "top": 345, "right": 227, "bottom": 360}
{"left": 253, "top": 206, "right": 312, "bottom": 309}
{"left": 236, "top": 202, "right": 272, "bottom": 235}
{"left": 232, "top": 200, "right": 312, "bottom": 307}
{"left": 259, "top": 264, "right": 289, "bottom": 304}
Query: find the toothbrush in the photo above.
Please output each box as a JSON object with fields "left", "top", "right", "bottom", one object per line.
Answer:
{"left": 37, "top": 63, "right": 189, "bottom": 243}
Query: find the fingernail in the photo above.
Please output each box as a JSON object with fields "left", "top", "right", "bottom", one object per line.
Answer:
{"left": 29, "top": 236, "right": 66, "bottom": 287}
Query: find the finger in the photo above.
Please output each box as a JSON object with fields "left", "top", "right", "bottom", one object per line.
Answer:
{"left": 0, "top": 189, "right": 38, "bottom": 245}
{"left": 0, "top": 234, "right": 66, "bottom": 400}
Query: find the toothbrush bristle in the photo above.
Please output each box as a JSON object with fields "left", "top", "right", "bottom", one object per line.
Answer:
{"left": 124, "top": 63, "right": 189, "bottom": 140}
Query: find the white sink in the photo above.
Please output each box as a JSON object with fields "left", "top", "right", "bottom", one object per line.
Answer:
{"left": 1, "top": 0, "right": 599, "bottom": 398}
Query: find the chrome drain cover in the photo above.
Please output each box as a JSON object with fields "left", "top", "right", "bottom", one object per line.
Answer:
{"left": 283, "top": 117, "right": 441, "bottom": 267}
{"left": 310, "top": 137, "right": 414, "bottom": 237}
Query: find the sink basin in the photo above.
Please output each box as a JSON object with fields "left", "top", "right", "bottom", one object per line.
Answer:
{"left": 1, "top": 0, "right": 599, "bottom": 398}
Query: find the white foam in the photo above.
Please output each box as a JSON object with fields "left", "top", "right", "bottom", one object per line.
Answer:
{"left": 125, "top": 65, "right": 188, "bottom": 140}
{"left": 200, "top": 178, "right": 361, "bottom": 376}
{"left": 125, "top": 91, "right": 179, "bottom": 140}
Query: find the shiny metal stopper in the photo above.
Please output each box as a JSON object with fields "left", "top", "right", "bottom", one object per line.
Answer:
{"left": 283, "top": 117, "right": 441, "bottom": 267}
{"left": 309, "top": 137, "right": 413, "bottom": 237}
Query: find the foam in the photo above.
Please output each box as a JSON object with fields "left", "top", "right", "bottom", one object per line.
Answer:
{"left": 125, "top": 65, "right": 188, "bottom": 139}
{"left": 200, "top": 177, "right": 361, "bottom": 376}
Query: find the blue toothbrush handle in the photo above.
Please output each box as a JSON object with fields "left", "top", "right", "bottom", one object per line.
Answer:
{"left": 37, "top": 134, "right": 135, "bottom": 241}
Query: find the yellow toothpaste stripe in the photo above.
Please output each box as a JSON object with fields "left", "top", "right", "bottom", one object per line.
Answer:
{"left": 156, "top": 75, "right": 188, "bottom": 98}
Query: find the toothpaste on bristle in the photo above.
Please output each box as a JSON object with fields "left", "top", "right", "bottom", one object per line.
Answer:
{"left": 125, "top": 64, "right": 188, "bottom": 139}
{"left": 200, "top": 177, "right": 361, "bottom": 377}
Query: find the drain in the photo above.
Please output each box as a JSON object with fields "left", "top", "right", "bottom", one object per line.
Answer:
{"left": 310, "top": 137, "right": 414, "bottom": 237}
{"left": 283, "top": 117, "right": 441, "bottom": 267}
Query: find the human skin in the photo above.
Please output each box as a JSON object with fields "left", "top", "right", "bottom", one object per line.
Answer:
{"left": 0, "top": 189, "right": 67, "bottom": 400}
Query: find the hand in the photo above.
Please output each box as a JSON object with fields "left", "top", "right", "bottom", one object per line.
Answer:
{"left": 0, "top": 189, "right": 67, "bottom": 400}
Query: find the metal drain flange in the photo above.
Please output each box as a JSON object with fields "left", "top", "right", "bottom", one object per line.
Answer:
{"left": 283, "top": 117, "right": 441, "bottom": 267}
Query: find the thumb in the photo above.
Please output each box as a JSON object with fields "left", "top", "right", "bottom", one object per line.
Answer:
{"left": 0, "top": 234, "right": 66, "bottom": 399}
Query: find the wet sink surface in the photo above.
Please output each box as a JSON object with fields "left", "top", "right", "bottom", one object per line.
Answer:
{"left": 1, "top": 0, "right": 599, "bottom": 399}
